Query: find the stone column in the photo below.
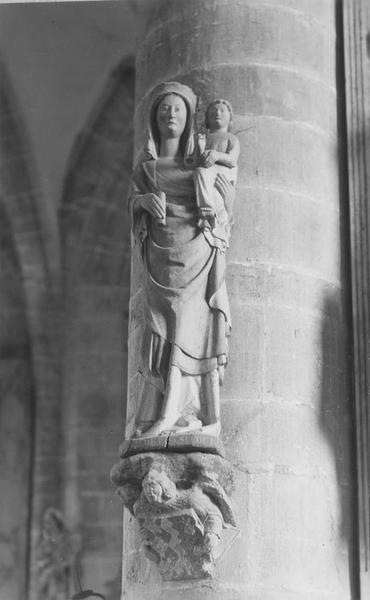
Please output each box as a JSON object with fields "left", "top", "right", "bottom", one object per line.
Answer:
{"left": 120, "top": 1, "right": 356, "bottom": 598}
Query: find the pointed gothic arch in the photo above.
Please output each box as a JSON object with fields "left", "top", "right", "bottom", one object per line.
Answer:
{"left": 0, "top": 58, "right": 58, "bottom": 600}
{"left": 60, "top": 57, "right": 134, "bottom": 596}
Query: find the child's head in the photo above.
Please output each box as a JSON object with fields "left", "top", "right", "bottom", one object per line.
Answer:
{"left": 205, "top": 99, "right": 233, "bottom": 132}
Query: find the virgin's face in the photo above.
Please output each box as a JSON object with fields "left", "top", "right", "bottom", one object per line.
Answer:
{"left": 156, "top": 94, "right": 188, "bottom": 140}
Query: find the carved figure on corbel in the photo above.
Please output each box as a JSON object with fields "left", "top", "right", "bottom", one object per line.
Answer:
{"left": 112, "top": 453, "right": 237, "bottom": 580}
{"left": 112, "top": 81, "right": 240, "bottom": 582}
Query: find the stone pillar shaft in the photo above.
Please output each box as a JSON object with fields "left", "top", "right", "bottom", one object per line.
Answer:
{"left": 124, "top": 1, "right": 356, "bottom": 598}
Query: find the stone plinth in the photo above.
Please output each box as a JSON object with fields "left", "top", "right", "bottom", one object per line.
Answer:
{"left": 119, "top": 432, "right": 225, "bottom": 458}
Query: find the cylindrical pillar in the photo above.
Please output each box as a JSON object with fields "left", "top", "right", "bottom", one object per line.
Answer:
{"left": 123, "top": 1, "right": 356, "bottom": 598}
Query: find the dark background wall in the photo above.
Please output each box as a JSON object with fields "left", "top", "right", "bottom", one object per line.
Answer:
{"left": 0, "top": 2, "right": 139, "bottom": 599}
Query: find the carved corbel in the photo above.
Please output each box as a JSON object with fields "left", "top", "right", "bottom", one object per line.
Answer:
{"left": 111, "top": 451, "right": 237, "bottom": 580}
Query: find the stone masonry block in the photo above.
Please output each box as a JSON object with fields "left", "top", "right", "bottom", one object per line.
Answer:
{"left": 226, "top": 261, "right": 342, "bottom": 318}
{"left": 264, "top": 304, "right": 348, "bottom": 405}
{"left": 213, "top": 468, "right": 346, "bottom": 591}
{"left": 136, "top": 1, "right": 335, "bottom": 97}
{"left": 221, "top": 399, "right": 336, "bottom": 476}
{"left": 229, "top": 186, "right": 340, "bottom": 281}
{"left": 221, "top": 303, "right": 264, "bottom": 400}
{"left": 191, "top": 64, "right": 337, "bottom": 136}
{"left": 235, "top": 117, "right": 339, "bottom": 203}
{"left": 279, "top": 0, "right": 335, "bottom": 28}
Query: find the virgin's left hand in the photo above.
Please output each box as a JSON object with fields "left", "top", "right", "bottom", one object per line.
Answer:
{"left": 214, "top": 173, "right": 235, "bottom": 205}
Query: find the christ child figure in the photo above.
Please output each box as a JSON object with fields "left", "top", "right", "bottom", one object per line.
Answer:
{"left": 195, "top": 99, "right": 240, "bottom": 246}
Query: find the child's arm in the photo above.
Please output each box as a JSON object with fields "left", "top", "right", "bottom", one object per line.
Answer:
{"left": 202, "top": 135, "right": 240, "bottom": 168}
{"left": 214, "top": 135, "right": 240, "bottom": 168}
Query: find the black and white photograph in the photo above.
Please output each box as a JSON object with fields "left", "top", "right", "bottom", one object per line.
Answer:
{"left": 0, "top": 1, "right": 369, "bottom": 599}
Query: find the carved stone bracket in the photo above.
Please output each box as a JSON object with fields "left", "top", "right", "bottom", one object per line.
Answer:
{"left": 111, "top": 447, "right": 237, "bottom": 581}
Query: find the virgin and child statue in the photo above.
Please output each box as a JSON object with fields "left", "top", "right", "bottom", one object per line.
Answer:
{"left": 129, "top": 81, "right": 239, "bottom": 439}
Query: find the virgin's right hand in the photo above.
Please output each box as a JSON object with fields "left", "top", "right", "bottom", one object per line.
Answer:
{"left": 136, "top": 193, "right": 165, "bottom": 219}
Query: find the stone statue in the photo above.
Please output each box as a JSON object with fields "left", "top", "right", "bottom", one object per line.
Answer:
{"left": 118, "top": 467, "right": 236, "bottom": 579}
{"left": 114, "top": 82, "right": 239, "bottom": 581}
{"left": 129, "top": 82, "right": 237, "bottom": 439}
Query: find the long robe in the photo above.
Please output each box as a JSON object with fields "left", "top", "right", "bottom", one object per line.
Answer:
{"left": 131, "top": 156, "right": 231, "bottom": 427}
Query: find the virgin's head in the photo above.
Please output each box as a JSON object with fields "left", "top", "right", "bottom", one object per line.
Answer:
{"left": 151, "top": 93, "right": 191, "bottom": 158}
{"left": 156, "top": 94, "right": 187, "bottom": 141}
{"left": 146, "top": 82, "right": 197, "bottom": 161}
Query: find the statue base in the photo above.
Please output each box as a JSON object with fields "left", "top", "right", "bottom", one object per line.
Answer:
{"left": 111, "top": 451, "right": 237, "bottom": 581}
{"left": 119, "top": 432, "right": 225, "bottom": 458}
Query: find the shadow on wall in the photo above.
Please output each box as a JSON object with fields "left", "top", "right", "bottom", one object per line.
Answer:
{"left": 318, "top": 6, "right": 359, "bottom": 594}
{"left": 60, "top": 56, "right": 135, "bottom": 600}
{"left": 327, "top": 93, "right": 370, "bottom": 600}
{"left": 319, "top": 291, "right": 358, "bottom": 595}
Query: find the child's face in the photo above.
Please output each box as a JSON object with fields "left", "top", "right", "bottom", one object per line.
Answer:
{"left": 207, "top": 102, "right": 231, "bottom": 131}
